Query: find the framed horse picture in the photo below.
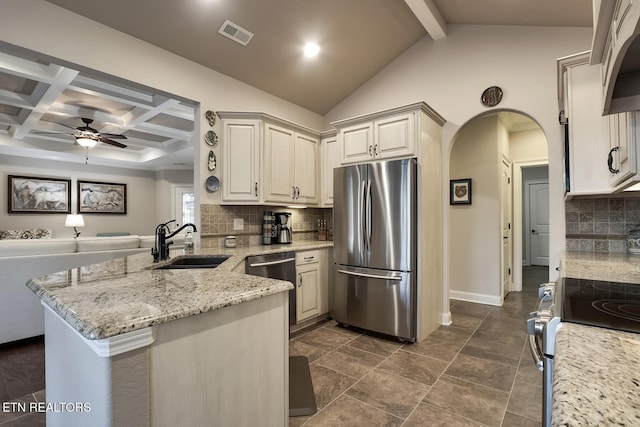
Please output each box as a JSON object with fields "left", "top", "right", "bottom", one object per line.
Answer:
{"left": 78, "top": 180, "right": 127, "bottom": 214}
{"left": 8, "top": 175, "right": 71, "bottom": 214}
{"left": 450, "top": 178, "right": 472, "bottom": 205}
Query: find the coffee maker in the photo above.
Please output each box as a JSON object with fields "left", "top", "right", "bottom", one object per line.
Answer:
{"left": 273, "top": 212, "right": 292, "bottom": 244}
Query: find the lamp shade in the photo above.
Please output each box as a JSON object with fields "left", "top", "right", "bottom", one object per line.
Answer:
{"left": 76, "top": 137, "right": 99, "bottom": 148}
{"left": 65, "top": 214, "right": 85, "bottom": 228}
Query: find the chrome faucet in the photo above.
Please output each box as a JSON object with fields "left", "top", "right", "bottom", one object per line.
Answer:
{"left": 152, "top": 220, "right": 198, "bottom": 262}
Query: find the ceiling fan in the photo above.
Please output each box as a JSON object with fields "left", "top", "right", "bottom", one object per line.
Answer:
{"left": 34, "top": 118, "right": 128, "bottom": 148}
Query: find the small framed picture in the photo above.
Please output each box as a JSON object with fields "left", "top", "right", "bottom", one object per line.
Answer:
{"left": 450, "top": 179, "right": 472, "bottom": 205}
{"left": 78, "top": 180, "right": 127, "bottom": 214}
{"left": 8, "top": 175, "right": 71, "bottom": 214}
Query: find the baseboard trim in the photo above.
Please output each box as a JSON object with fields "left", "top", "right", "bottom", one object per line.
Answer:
{"left": 450, "top": 290, "right": 502, "bottom": 306}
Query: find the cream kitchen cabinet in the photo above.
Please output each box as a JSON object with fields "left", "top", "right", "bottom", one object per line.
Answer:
{"left": 559, "top": 53, "right": 640, "bottom": 195}
{"left": 219, "top": 115, "right": 261, "bottom": 203}
{"left": 295, "top": 249, "right": 329, "bottom": 323}
{"left": 608, "top": 111, "right": 637, "bottom": 186}
{"left": 296, "top": 258, "right": 321, "bottom": 322}
{"left": 336, "top": 110, "right": 416, "bottom": 165}
{"left": 559, "top": 52, "right": 612, "bottom": 196}
{"left": 320, "top": 131, "right": 340, "bottom": 207}
{"left": 263, "top": 122, "right": 319, "bottom": 205}
{"left": 591, "top": 0, "right": 640, "bottom": 114}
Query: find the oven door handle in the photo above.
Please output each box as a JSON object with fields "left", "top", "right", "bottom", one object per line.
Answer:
{"left": 528, "top": 334, "right": 544, "bottom": 372}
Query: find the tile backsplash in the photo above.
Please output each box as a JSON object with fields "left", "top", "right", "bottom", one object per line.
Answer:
{"left": 565, "top": 197, "right": 640, "bottom": 253}
{"left": 200, "top": 204, "right": 333, "bottom": 248}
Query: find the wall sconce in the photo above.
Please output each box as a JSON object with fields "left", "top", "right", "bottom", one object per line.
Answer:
{"left": 65, "top": 214, "right": 85, "bottom": 238}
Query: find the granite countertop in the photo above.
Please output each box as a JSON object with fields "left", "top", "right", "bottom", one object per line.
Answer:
{"left": 554, "top": 251, "right": 640, "bottom": 425}
{"left": 552, "top": 323, "right": 640, "bottom": 426}
{"left": 26, "top": 241, "right": 333, "bottom": 341}
{"left": 561, "top": 250, "right": 640, "bottom": 283}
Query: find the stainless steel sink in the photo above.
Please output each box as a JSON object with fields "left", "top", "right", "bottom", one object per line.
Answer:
{"left": 153, "top": 256, "right": 230, "bottom": 269}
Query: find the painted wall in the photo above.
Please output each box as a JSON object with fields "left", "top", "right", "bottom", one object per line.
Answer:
{"left": 449, "top": 115, "right": 501, "bottom": 302}
{"left": 0, "top": 155, "right": 189, "bottom": 237}
{"left": 510, "top": 128, "right": 549, "bottom": 163}
{"left": 324, "top": 24, "right": 591, "bottom": 307}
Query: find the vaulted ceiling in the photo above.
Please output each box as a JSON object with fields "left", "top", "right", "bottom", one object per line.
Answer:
{"left": 0, "top": 0, "right": 592, "bottom": 169}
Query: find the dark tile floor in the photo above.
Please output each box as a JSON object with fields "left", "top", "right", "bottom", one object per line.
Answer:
{"left": 0, "top": 337, "right": 46, "bottom": 426}
{"left": 289, "top": 266, "right": 547, "bottom": 426}
{"left": 0, "top": 266, "right": 547, "bottom": 426}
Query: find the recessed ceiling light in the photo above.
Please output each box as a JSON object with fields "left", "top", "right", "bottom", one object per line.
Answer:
{"left": 304, "top": 43, "right": 320, "bottom": 58}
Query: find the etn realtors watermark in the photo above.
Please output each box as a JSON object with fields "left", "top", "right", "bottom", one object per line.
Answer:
{"left": 2, "top": 401, "right": 91, "bottom": 413}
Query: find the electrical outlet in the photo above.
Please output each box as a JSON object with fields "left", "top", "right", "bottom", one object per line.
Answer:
{"left": 233, "top": 218, "right": 244, "bottom": 230}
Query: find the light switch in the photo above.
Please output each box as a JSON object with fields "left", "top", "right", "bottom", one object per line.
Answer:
{"left": 233, "top": 218, "right": 244, "bottom": 230}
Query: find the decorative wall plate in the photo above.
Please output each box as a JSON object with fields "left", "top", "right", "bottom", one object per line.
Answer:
{"left": 205, "top": 176, "right": 220, "bottom": 192}
{"left": 481, "top": 86, "right": 503, "bottom": 107}
{"left": 208, "top": 150, "right": 216, "bottom": 171}
{"left": 205, "top": 130, "right": 218, "bottom": 146}
{"left": 205, "top": 110, "right": 216, "bottom": 127}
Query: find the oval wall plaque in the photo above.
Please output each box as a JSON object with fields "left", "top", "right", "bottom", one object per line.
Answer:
{"left": 481, "top": 86, "right": 503, "bottom": 107}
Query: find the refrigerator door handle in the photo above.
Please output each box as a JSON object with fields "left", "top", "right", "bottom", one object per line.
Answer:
{"left": 337, "top": 269, "right": 403, "bottom": 282}
{"left": 361, "top": 180, "right": 368, "bottom": 253}
{"left": 366, "top": 179, "right": 372, "bottom": 251}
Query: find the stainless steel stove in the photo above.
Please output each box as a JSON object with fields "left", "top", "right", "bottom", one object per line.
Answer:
{"left": 527, "top": 277, "right": 640, "bottom": 427}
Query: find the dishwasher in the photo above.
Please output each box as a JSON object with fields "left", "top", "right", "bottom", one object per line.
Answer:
{"left": 245, "top": 251, "right": 296, "bottom": 326}
{"left": 245, "top": 251, "right": 316, "bottom": 417}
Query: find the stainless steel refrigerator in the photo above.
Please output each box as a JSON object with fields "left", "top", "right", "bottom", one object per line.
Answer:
{"left": 333, "top": 157, "right": 417, "bottom": 341}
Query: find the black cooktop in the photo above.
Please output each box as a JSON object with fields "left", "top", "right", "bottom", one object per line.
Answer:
{"left": 561, "top": 277, "right": 640, "bottom": 334}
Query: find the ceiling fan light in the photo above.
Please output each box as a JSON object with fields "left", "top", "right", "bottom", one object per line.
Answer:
{"left": 76, "top": 137, "right": 98, "bottom": 148}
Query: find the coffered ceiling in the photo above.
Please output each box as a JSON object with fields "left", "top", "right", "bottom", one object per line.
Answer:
{"left": 0, "top": 43, "right": 197, "bottom": 170}
{"left": 1, "top": 0, "right": 591, "bottom": 169}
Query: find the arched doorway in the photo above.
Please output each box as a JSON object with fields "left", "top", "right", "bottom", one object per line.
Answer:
{"left": 447, "top": 110, "right": 548, "bottom": 305}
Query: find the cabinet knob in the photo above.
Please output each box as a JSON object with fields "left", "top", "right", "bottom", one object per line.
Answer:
{"left": 368, "top": 145, "right": 373, "bottom": 156}
{"left": 254, "top": 182, "right": 258, "bottom": 196}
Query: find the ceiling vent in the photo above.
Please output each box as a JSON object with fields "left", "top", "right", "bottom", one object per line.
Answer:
{"left": 218, "top": 20, "right": 254, "bottom": 46}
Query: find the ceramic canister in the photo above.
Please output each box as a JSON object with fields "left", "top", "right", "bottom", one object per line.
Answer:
{"left": 262, "top": 211, "right": 273, "bottom": 245}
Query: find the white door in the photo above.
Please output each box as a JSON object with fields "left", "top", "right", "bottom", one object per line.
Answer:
{"left": 529, "top": 182, "right": 550, "bottom": 266}
{"left": 501, "top": 159, "right": 512, "bottom": 299}
{"left": 173, "top": 185, "right": 194, "bottom": 226}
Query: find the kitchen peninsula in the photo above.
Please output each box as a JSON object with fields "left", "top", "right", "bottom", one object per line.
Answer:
{"left": 26, "top": 241, "right": 332, "bottom": 427}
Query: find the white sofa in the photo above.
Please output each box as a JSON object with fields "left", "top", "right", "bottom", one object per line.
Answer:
{"left": 0, "top": 234, "right": 185, "bottom": 344}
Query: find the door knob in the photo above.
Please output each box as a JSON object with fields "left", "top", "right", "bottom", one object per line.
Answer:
{"left": 531, "top": 229, "right": 536, "bottom": 233}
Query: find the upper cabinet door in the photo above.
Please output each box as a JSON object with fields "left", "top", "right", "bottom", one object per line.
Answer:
{"left": 609, "top": 111, "right": 637, "bottom": 186}
{"left": 373, "top": 112, "right": 416, "bottom": 160}
{"left": 294, "top": 133, "right": 319, "bottom": 205}
{"left": 321, "top": 135, "right": 340, "bottom": 207}
{"left": 340, "top": 122, "right": 374, "bottom": 164}
{"left": 221, "top": 119, "right": 261, "bottom": 203}
{"left": 263, "top": 123, "right": 296, "bottom": 204}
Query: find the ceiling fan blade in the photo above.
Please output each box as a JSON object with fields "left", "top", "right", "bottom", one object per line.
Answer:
{"left": 98, "top": 136, "right": 127, "bottom": 148}
{"left": 31, "top": 131, "right": 75, "bottom": 136}
{"left": 100, "top": 133, "right": 128, "bottom": 139}
{"left": 52, "top": 122, "right": 79, "bottom": 131}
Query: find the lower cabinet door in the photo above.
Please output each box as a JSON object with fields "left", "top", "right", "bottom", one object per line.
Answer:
{"left": 296, "top": 264, "right": 321, "bottom": 322}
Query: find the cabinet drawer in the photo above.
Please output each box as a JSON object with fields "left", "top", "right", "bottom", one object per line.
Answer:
{"left": 296, "top": 250, "right": 320, "bottom": 265}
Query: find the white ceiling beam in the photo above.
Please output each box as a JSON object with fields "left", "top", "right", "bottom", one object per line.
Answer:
{"left": 404, "top": 0, "right": 447, "bottom": 40}
{"left": 0, "top": 51, "right": 64, "bottom": 83}
{"left": 0, "top": 89, "right": 33, "bottom": 109}
{"left": 11, "top": 66, "right": 79, "bottom": 139}
{"left": 119, "top": 96, "right": 182, "bottom": 129}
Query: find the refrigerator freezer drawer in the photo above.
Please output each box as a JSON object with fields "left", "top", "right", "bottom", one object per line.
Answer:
{"left": 332, "top": 265, "right": 416, "bottom": 341}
